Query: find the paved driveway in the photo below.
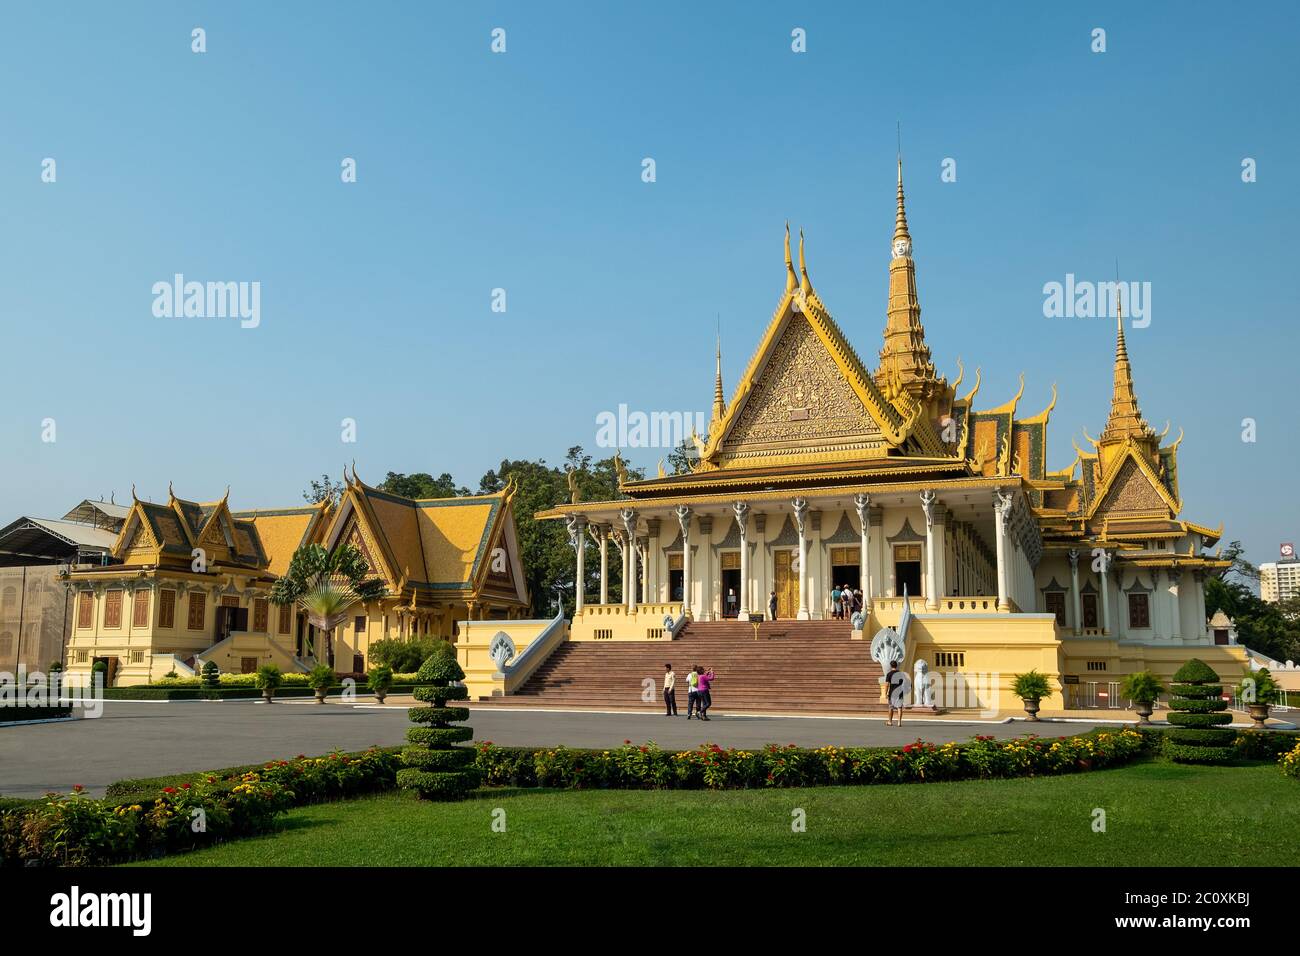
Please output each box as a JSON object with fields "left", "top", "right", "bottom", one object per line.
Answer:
{"left": 0, "top": 699, "right": 1108, "bottom": 798}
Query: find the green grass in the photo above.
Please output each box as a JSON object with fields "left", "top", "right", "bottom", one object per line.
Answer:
{"left": 133, "top": 760, "right": 1293, "bottom": 867}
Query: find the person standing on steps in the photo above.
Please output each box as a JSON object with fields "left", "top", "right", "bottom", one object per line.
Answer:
{"left": 831, "top": 584, "right": 842, "bottom": 619}
{"left": 769, "top": 589, "right": 778, "bottom": 621}
{"left": 663, "top": 663, "right": 677, "bottom": 717}
{"left": 697, "top": 665, "right": 715, "bottom": 720}
{"left": 685, "top": 664, "right": 700, "bottom": 719}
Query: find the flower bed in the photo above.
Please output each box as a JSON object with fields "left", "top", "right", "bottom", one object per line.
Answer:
{"left": 1281, "top": 743, "right": 1300, "bottom": 780}
{"left": 2, "top": 746, "right": 403, "bottom": 867}
{"left": 474, "top": 728, "right": 1155, "bottom": 791}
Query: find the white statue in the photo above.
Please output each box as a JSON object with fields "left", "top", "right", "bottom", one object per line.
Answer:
{"left": 913, "top": 658, "right": 934, "bottom": 707}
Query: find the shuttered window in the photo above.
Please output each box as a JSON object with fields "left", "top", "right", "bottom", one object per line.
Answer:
{"left": 159, "top": 590, "right": 176, "bottom": 629}
{"left": 104, "top": 590, "right": 123, "bottom": 628}
{"left": 77, "top": 592, "right": 93, "bottom": 629}
{"left": 132, "top": 589, "right": 150, "bottom": 628}
{"left": 187, "top": 593, "right": 206, "bottom": 630}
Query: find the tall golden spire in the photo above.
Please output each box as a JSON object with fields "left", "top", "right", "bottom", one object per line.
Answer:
{"left": 711, "top": 324, "right": 725, "bottom": 426}
{"left": 1101, "top": 292, "right": 1151, "bottom": 442}
{"left": 876, "top": 153, "right": 938, "bottom": 401}
{"left": 893, "top": 154, "right": 911, "bottom": 248}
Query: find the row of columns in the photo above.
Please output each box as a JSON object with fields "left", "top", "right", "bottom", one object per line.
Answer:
{"left": 566, "top": 487, "right": 1021, "bottom": 622}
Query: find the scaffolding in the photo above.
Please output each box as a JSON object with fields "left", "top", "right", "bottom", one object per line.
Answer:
{"left": 0, "top": 565, "right": 72, "bottom": 675}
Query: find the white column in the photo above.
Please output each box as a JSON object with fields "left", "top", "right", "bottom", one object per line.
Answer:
{"left": 566, "top": 515, "right": 587, "bottom": 614}
{"left": 620, "top": 509, "right": 639, "bottom": 613}
{"left": 1099, "top": 551, "right": 1112, "bottom": 636}
{"left": 733, "top": 501, "right": 751, "bottom": 618}
{"left": 993, "top": 488, "right": 1013, "bottom": 612}
{"left": 675, "top": 505, "right": 693, "bottom": 618}
{"left": 921, "top": 490, "right": 939, "bottom": 611}
{"left": 596, "top": 525, "right": 609, "bottom": 604}
{"left": 1068, "top": 548, "right": 1082, "bottom": 635}
{"left": 793, "top": 498, "right": 810, "bottom": 620}
{"left": 854, "top": 493, "right": 871, "bottom": 614}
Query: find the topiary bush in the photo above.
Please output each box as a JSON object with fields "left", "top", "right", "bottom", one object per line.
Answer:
{"left": 200, "top": 661, "right": 220, "bottom": 689}
{"left": 396, "top": 649, "right": 479, "bottom": 800}
{"left": 1165, "top": 659, "right": 1233, "bottom": 764}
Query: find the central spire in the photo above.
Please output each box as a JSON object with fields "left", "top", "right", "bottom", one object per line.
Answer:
{"left": 1101, "top": 293, "right": 1151, "bottom": 442}
{"left": 876, "top": 154, "right": 938, "bottom": 401}
{"left": 712, "top": 325, "right": 725, "bottom": 426}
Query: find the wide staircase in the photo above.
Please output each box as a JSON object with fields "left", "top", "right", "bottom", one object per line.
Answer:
{"left": 476, "top": 618, "right": 893, "bottom": 715}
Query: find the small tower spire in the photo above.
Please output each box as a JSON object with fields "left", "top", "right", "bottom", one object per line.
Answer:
{"left": 1101, "top": 289, "right": 1151, "bottom": 442}
{"left": 876, "top": 146, "right": 936, "bottom": 401}
{"left": 712, "top": 319, "right": 725, "bottom": 426}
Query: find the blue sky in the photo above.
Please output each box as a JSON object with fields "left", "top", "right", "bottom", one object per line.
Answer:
{"left": 1, "top": 1, "right": 1296, "bottom": 567}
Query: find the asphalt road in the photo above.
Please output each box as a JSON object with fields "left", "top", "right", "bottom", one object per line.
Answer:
{"left": 0, "top": 700, "right": 1109, "bottom": 798}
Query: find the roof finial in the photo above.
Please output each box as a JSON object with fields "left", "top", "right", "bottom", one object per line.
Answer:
{"left": 893, "top": 139, "right": 912, "bottom": 251}
{"left": 798, "top": 228, "right": 811, "bottom": 294}
{"left": 712, "top": 318, "right": 725, "bottom": 426}
{"left": 784, "top": 221, "right": 797, "bottom": 293}
{"left": 167, "top": 481, "right": 175, "bottom": 501}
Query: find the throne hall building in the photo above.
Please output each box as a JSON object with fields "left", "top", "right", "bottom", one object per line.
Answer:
{"left": 535, "top": 164, "right": 1246, "bottom": 709}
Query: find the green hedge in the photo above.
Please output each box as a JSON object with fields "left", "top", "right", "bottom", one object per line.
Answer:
{"left": 102, "top": 684, "right": 417, "bottom": 701}
{"left": 106, "top": 746, "right": 404, "bottom": 798}
{"left": 472, "top": 729, "right": 1156, "bottom": 791}
{"left": 0, "top": 705, "right": 72, "bottom": 723}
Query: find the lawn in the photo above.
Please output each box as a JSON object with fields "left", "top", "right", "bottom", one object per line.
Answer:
{"left": 134, "top": 760, "right": 1295, "bottom": 867}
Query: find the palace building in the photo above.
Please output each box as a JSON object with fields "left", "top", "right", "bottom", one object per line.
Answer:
{"left": 528, "top": 163, "right": 1246, "bottom": 710}
{"left": 61, "top": 471, "right": 529, "bottom": 686}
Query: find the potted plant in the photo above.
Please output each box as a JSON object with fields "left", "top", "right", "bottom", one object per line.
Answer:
{"left": 1120, "top": 670, "right": 1164, "bottom": 725}
{"left": 255, "top": 664, "right": 283, "bottom": 703}
{"left": 1240, "top": 668, "right": 1280, "bottom": 728}
{"left": 367, "top": 664, "right": 394, "bottom": 704}
{"left": 1011, "top": 670, "right": 1052, "bottom": 721}
{"left": 307, "top": 664, "right": 335, "bottom": 704}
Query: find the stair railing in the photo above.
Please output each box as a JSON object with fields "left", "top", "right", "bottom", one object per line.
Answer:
{"left": 501, "top": 609, "right": 568, "bottom": 693}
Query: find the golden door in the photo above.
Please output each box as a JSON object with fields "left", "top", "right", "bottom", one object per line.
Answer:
{"left": 773, "top": 550, "right": 799, "bottom": 620}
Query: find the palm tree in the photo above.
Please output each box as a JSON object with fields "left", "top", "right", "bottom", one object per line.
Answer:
{"left": 270, "top": 543, "right": 385, "bottom": 668}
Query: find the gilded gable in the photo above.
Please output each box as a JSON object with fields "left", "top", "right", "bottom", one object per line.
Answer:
{"left": 721, "top": 316, "right": 884, "bottom": 458}
{"left": 1096, "top": 456, "right": 1169, "bottom": 515}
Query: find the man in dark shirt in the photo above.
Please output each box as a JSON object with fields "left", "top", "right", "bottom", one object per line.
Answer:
{"left": 886, "top": 660, "right": 907, "bottom": 726}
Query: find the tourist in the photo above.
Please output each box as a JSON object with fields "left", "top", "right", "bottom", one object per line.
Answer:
{"left": 663, "top": 663, "right": 677, "bottom": 717}
{"left": 726, "top": 588, "right": 738, "bottom": 618}
{"left": 841, "top": 586, "right": 853, "bottom": 620}
{"left": 852, "top": 588, "right": 863, "bottom": 615}
{"left": 768, "top": 589, "right": 778, "bottom": 620}
{"left": 685, "top": 665, "right": 700, "bottom": 719}
{"left": 697, "top": 665, "right": 715, "bottom": 720}
{"left": 886, "top": 659, "right": 906, "bottom": 726}
{"left": 831, "top": 584, "right": 842, "bottom": 619}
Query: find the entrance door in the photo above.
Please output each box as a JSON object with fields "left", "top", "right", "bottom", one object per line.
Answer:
{"left": 668, "top": 553, "right": 684, "bottom": 603}
{"left": 720, "top": 551, "right": 741, "bottom": 618}
{"left": 830, "top": 546, "right": 860, "bottom": 607}
{"left": 773, "top": 550, "right": 798, "bottom": 620}
{"left": 893, "top": 544, "right": 922, "bottom": 598}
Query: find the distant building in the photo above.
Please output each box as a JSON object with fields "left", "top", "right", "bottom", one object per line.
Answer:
{"left": 0, "top": 499, "right": 126, "bottom": 673}
{"left": 1260, "top": 548, "right": 1300, "bottom": 604}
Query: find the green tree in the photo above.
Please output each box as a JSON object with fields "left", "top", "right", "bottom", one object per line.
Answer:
{"left": 1165, "top": 659, "right": 1234, "bottom": 764}
{"left": 378, "top": 471, "right": 469, "bottom": 499}
{"left": 303, "top": 474, "right": 343, "bottom": 507}
{"left": 475, "top": 446, "right": 644, "bottom": 617}
{"left": 667, "top": 438, "right": 698, "bottom": 475}
{"left": 270, "top": 543, "right": 386, "bottom": 668}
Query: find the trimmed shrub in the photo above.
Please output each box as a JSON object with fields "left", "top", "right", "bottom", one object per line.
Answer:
{"left": 1235, "top": 730, "right": 1299, "bottom": 761}
{"left": 200, "top": 661, "right": 219, "bottom": 689}
{"left": 396, "top": 651, "right": 479, "bottom": 800}
{"left": 1166, "top": 659, "right": 1233, "bottom": 764}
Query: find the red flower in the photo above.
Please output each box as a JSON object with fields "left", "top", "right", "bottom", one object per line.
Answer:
{"left": 71, "top": 784, "right": 84, "bottom": 792}
{"left": 162, "top": 786, "right": 177, "bottom": 794}
{"left": 181, "top": 783, "right": 192, "bottom": 790}
{"left": 623, "top": 739, "right": 632, "bottom": 745}
{"left": 903, "top": 744, "right": 914, "bottom": 753}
